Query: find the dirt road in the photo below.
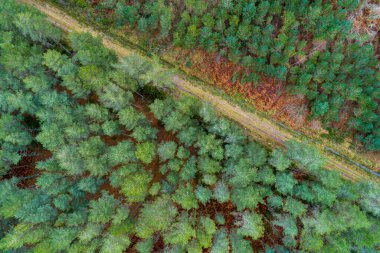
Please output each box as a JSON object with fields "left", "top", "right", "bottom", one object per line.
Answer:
{"left": 19, "top": 0, "right": 379, "bottom": 181}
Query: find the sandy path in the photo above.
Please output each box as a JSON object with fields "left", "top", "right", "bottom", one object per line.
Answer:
{"left": 19, "top": 0, "right": 378, "bottom": 182}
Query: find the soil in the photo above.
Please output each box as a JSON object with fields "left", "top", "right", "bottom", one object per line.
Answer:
{"left": 2, "top": 146, "right": 52, "bottom": 188}
{"left": 173, "top": 46, "right": 325, "bottom": 130}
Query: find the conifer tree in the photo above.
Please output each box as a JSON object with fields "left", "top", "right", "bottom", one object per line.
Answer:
{"left": 136, "top": 197, "right": 178, "bottom": 238}
{"left": 235, "top": 211, "right": 264, "bottom": 240}
{"left": 173, "top": 184, "right": 199, "bottom": 210}
{"left": 135, "top": 142, "right": 156, "bottom": 164}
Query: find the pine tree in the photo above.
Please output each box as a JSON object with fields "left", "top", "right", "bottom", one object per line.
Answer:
{"left": 100, "top": 233, "right": 131, "bottom": 253}
{"left": 195, "top": 185, "right": 212, "bottom": 205}
{"left": 118, "top": 107, "right": 146, "bottom": 131}
{"left": 211, "top": 228, "right": 230, "bottom": 253}
{"left": 173, "top": 184, "right": 199, "bottom": 210}
{"left": 231, "top": 184, "right": 264, "bottom": 211}
{"left": 136, "top": 197, "right": 178, "bottom": 238}
{"left": 228, "top": 158, "right": 257, "bottom": 187}
{"left": 98, "top": 84, "right": 134, "bottom": 112}
{"left": 283, "top": 197, "right": 307, "bottom": 218}
{"left": 121, "top": 169, "right": 152, "bottom": 202}
{"left": 135, "top": 238, "right": 154, "bottom": 253}
{"left": 69, "top": 32, "right": 117, "bottom": 69}
{"left": 135, "top": 142, "right": 156, "bottom": 164}
{"left": 131, "top": 125, "right": 158, "bottom": 142}
{"left": 230, "top": 230, "right": 253, "bottom": 253}
{"left": 275, "top": 172, "right": 297, "bottom": 195}
{"left": 164, "top": 213, "right": 196, "bottom": 246}
{"left": 198, "top": 156, "right": 223, "bottom": 175}
{"left": 285, "top": 140, "right": 325, "bottom": 173}
{"left": 196, "top": 216, "right": 216, "bottom": 249}
{"left": 14, "top": 11, "right": 62, "bottom": 44}
{"left": 235, "top": 212, "right": 264, "bottom": 240}
{"left": 88, "top": 191, "right": 118, "bottom": 224}
{"left": 149, "top": 98, "right": 174, "bottom": 121}
{"left": 359, "top": 182, "right": 380, "bottom": 217}
{"left": 195, "top": 134, "right": 224, "bottom": 161}
{"left": 78, "top": 223, "right": 104, "bottom": 243}
{"left": 177, "top": 126, "right": 201, "bottom": 147}
{"left": 107, "top": 141, "right": 136, "bottom": 166}
{"left": 213, "top": 181, "right": 230, "bottom": 203}
{"left": 158, "top": 141, "right": 177, "bottom": 162}
{"left": 255, "top": 166, "right": 276, "bottom": 185}
{"left": 269, "top": 149, "right": 291, "bottom": 171}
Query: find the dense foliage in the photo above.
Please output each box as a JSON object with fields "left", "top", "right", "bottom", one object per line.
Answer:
{"left": 58, "top": 0, "right": 380, "bottom": 151}
{"left": 0, "top": 1, "right": 379, "bottom": 252}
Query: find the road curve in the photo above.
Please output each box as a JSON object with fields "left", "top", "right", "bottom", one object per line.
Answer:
{"left": 19, "top": 0, "right": 378, "bottom": 182}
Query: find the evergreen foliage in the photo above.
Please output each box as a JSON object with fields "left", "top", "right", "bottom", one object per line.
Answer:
{"left": 0, "top": 2, "right": 379, "bottom": 252}
{"left": 60, "top": 0, "right": 380, "bottom": 151}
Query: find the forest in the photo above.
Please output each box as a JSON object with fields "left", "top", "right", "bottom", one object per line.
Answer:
{"left": 55, "top": 0, "right": 380, "bottom": 151}
{"left": 0, "top": 1, "right": 380, "bottom": 252}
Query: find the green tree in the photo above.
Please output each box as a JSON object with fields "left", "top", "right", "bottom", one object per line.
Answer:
{"left": 177, "top": 126, "right": 201, "bottom": 147}
{"left": 177, "top": 146, "right": 190, "bottom": 159}
{"left": 14, "top": 12, "right": 62, "bottom": 44}
{"left": 180, "top": 156, "right": 198, "bottom": 181}
{"left": 98, "top": 84, "right": 134, "bottom": 112}
{"left": 231, "top": 185, "right": 265, "bottom": 211}
{"left": 195, "top": 216, "right": 216, "bottom": 249}
{"left": 359, "top": 182, "right": 380, "bottom": 217}
{"left": 269, "top": 149, "right": 291, "bottom": 171}
{"left": 164, "top": 214, "right": 195, "bottom": 246}
{"left": 273, "top": 214, "right": 298, "bottom": 242}
{"left": 283, "top": 197, "right": 307, "bottom": 217}
{"left": 235, "top": 212, "right": 264, "bottom": 240}
{"left": 69, "top": 32, "right": 117, "bottom": 68}
{"left": 228, "top": 158, "right": 257, "bottom": 187}
{"left": 213, "top": 181, "right": 230, "bottom": 203}
{"left": 163, "top": 111, "right": 190, "bottom": 132}
{"left": 158, "top": 141, "right": 177, "bottom": 162}
{"left": 267, "top": 195, "right": 283, "bottom": 210}
{"left": 285, "top": 140, "right": 325, "bottom": 172}
{"left": 135, "top": 142, "right": 156, "bottom": 164}
{"left": 131, "top": 126, "right": 158, "bottom": 142}
{"left": 275, "top": 172, "right": 297, "bottom": 195}
{"left": 136, "top": 197, "right": 178, "bottom": 238}
{"left": 78, "top": 136, "right": 106, "bottom": 158}
{"left": 198, "top": 156, "right": 223, "bottom": 175}
{"left": 195, "top": 185, "right": 212, "bottom": 205}
{"left": 78, "top": 223, "right": 104, "bottom": 243}
{"left": 230, "top": 230, "right": 253, "bottom": 253}
{"left": 100, "top": 233, "right": 131, "bottom": 253}
{"left": 211, "top": 228, "right": 230, "bottom": 253}
{"left": 118, "top": 107, "right": 146, "bottom": 131}
{"left": 135, "top": 238, "right": 154, "bottom": 253}
{"left": 107, "top": 141, "right": 136, "bottom": 166}
{"left": 255, "top": 166, "right": 276, "bottom": 185}
{"left": 88, "top": 191, "right": 118, "bottom": 224}
{"left": 245, "top": 142, "right": 267, "bottom": 167}
{"left": 149, "top": 98, "right": 174, "bottom": 120}
{"left": 173, "top": 184, "right": 198, "bottom": 210}
{"left": 121, "top": 169, "right": 152, "bottom": 202}
{"left": 195, "top": 134, "right": 224, "bottom": 160}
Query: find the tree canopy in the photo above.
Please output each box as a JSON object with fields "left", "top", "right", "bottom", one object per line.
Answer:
{"left": 0, "top": 1, "right": 379, "bottom": 252}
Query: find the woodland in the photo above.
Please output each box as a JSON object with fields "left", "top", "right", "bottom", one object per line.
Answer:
{"left": 57, "top": 0, "right": 380, "bottom": 151}
{"left": 0, "top": 1, "right": 380, "bottom": 253}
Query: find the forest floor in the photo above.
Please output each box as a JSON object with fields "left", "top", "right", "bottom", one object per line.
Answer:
{"left": 19, "top": 0, "right": 379, "bottom": 182}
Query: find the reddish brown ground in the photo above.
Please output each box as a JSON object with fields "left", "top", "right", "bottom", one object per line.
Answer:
{"left": 171, "top": 48, "right": 323, "bottom": 131}
{"left": 2, "top": 147, "right": 51, "bottom": 188}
